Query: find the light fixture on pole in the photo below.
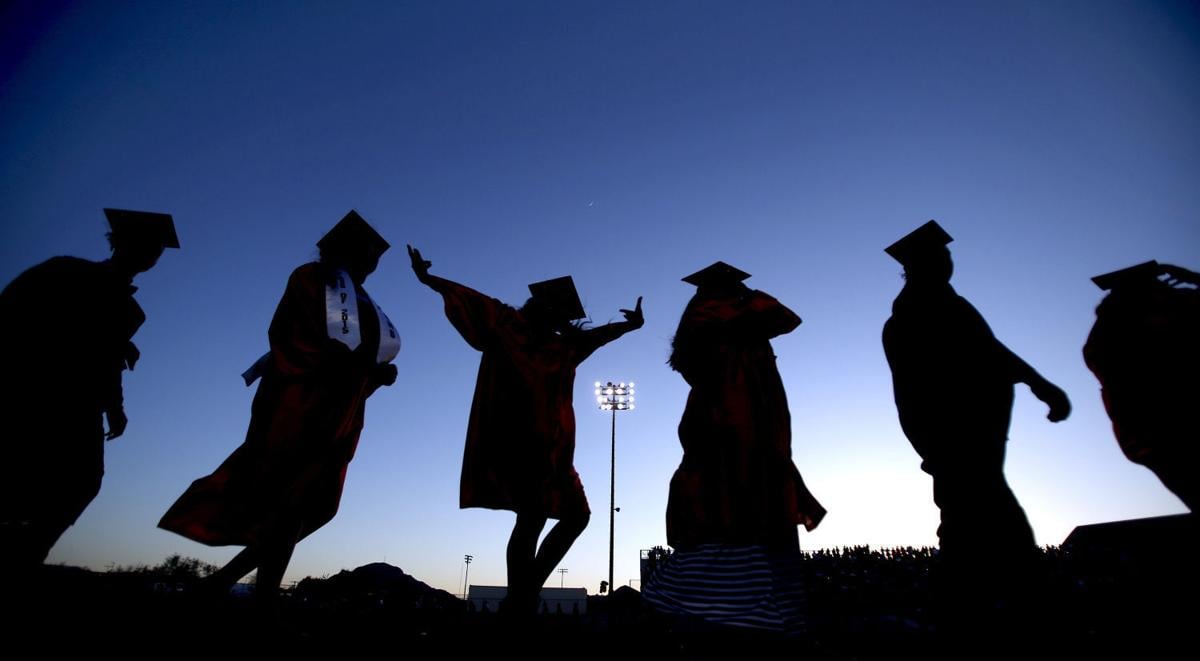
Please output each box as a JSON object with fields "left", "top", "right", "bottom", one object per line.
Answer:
{"left": 595, "top": 380, "right": 635, "bottom": 596}
{"left": 463, "top": 554, "right": 473, "bottom": 600}
{"left": 558, "top": 567, "right": 568, "bottom": 588}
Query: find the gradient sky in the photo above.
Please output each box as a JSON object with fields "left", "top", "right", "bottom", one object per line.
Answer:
{"left": 2, "top": 0, "right": 1197, "bottom": 596}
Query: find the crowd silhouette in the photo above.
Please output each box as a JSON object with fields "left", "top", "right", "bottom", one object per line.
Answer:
{"left": 2, "top": 209, "right": 1195, "bottom": 646}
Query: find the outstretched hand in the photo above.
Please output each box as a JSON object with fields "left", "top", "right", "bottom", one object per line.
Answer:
{"left": 407, "top": 244, "right": 432, "bottom": 283}
{"left": 1032, "top": 380, "right": 1071, "bottom": 423}
{"left": 620, "top": 296, "right": 644, "bottom": 329}
{"left": 105, "top": 407, "right": 128, "bottom": 441}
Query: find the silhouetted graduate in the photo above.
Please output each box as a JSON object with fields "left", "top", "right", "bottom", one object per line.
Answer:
{"left": 0, "top": 209, "right": 179, "bottom": 568}
{"left": 159, "top": 211, "right": 399, "bottom": 606}
{"left": 1084, "top": 261, "right": 1200, "bottom": 512}
{"left": 881, "top": 221, "right": 1070, "bottom": 636}
{"left": 408, "top": 245, "right": 642, "bottom": 613}
{"left": 643, "top": 262, "right": 824, "bottom": 634}
{"left": 666, "top": 262, "right": 825, "bottom": 550}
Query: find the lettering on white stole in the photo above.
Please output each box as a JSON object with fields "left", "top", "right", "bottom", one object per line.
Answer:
{"left": 246, "top": 268, "right": 399, "bottom": 386}
{"left": 326, "top": 270, "right": 362, "bottom": 351}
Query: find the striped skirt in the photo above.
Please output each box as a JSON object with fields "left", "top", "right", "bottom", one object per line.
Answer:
{"left": 641, "top": 544, "right": 807, "bottom": 634}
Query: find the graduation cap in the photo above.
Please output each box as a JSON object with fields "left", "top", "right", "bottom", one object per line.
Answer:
{"left": 317, "top": 210, "right": 390, "bottom": 259}
{"left": 1092, "top": 261, "right": 1162, "bottom": 291}
{"left": 103, "top": 208, "right": 180, "bottom": 249}
{"left": 885, "top": 220, "right": 952, "bottom": 265}
{"left": 681, "top": 261, "right": 751, "bottom": 288}
{"left": 528, "top": 275, "right": 586, "bottom": 321}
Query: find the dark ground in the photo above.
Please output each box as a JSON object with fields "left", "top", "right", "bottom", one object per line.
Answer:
{"left": 3, "top": 539, "right": 1195, "bottom": 660}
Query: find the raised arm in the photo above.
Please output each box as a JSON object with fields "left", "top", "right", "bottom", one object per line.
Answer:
{"left": 739, "top": 290, "right": 802, "bottom": 338}
{"left": 688, "top": 289, "right": 800, "bottom": 340}
{"left": 408, "top": 244, "right": 511, "bottom": 352}
{"left": 577, "top": 296, "right": 644, "bottom": 360}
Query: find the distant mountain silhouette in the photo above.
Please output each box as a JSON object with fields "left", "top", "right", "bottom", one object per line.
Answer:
{"left": 293, "top": 562, "right": 461, "bottom": 610}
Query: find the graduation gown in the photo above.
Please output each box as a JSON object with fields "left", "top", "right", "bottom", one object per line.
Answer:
{"left": 665, "top": 289, "right": 825, "bottom": 551}
{"left": 159, "top": 263, "right": 390, "bottom": 546}
{"left": 882, "top": 282, "right": 1034, "bottom": 555}
{"left": 0, "top": 257, "right": 141, "bottom": 549}
{"left": 882, "top": 284, "right": 1018, "bottom": 466}
{"left": 429, "top": 276, "right": 626, "bottom": 520}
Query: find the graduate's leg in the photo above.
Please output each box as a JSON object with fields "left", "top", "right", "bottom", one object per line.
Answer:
{"left": 501, "top": 511, "right": 549, "bottom": 614}
{"left": 0, "top": 518, "right": 68, "bottom": 574}
{"left": 255, "top": 538, "right": 299, "bottom": 597}
{"left": 205, "top": 546, "right": 260, "bottom": 592}
{"left": 21, "top": 519, "right": 70, "bottom": 567}
{"left": 506, "top": 515, "right": 544, "bottom": 592}
{"left": 531, "top": 511, "right": 590, "bottom": 588}
{"left": 24, "top": 452, "right": 106, "bottom": 567}
{"left": 253, "top": 515, "right": 303, "bottom": 605}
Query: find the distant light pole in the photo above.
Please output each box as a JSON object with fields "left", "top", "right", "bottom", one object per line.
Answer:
{"left": 463, "top": 554, "right": 473, "bottom": 600}
{"left": 595, "top": 380, "right": 635, "bottom": 595}
{"left": 558, "top": 567, "right": 568, "bottom": 588}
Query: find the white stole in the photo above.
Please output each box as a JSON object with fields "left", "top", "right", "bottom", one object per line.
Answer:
{"left": 243, "top": 269, "right": 399, "bottom": 386}
{"left": 326, "top": 269, "right": 400, "bottom": 364}
{"left": 326, "top": 270, "right": 362, "bottom": 351}
{"left": 374, "top": 299, "right": 401, "bottom": 364}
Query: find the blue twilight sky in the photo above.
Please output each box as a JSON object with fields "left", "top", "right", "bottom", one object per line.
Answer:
{"left": 1, "top": 0, "right": 1197, "bottom": 595}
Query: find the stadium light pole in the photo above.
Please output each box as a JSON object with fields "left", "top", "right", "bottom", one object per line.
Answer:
{"left": 463, "top": 554, "right": 473, "bottom": 600}
{"left": 595, "top": 380, "right": 635, "bottom": 595}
